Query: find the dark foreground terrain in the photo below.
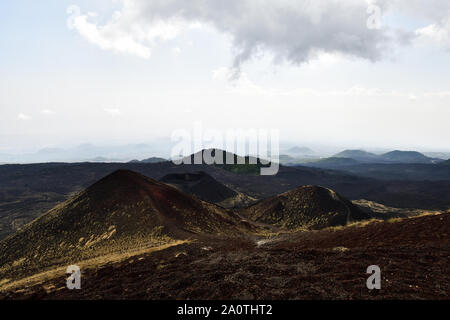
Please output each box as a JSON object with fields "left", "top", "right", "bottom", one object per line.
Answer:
{"left": 1, "top": 213, "right": 448, "bottom": 300}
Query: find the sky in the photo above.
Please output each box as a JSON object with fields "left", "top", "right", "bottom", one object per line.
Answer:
{"left": 1, "top": 0, "right": 450, "bottom": 154}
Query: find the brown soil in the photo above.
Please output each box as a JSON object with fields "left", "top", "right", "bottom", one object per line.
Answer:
{"left": 2, "top": 213, "right": 448, "bottom": 300}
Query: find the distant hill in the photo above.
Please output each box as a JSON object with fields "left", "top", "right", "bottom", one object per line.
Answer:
{"left": 244, "top": 186, "right": 370, "bottom": 230}
{"left": 0, "top": 170, "right": 254, "bottom": 279}
{"left": 129, "top": 157, "right": 167, "bottom": 164}
{"left": 182, "top": 149, "right": 272, "bottom": 175}
{"left": 379, "top": 150, "right": 435, "bottom": 164}
{"left": 424, "top": 152, "right": 450, "bottom": 160}
{"left": 141, "top": 157, "right": 167, "bottom": 163}
{"left": 277, "top": 154, "right": 307, "bottom": 165}
{"left": 276, "top": 155, "right": 323, "bottom": 166}
{"left": 278, "top": 154, "right": 297, "bottom": 163}
{"left": 306, "top": 157, "right": 360, "bottom": 168}
{"left": 334, "top": 150, "right": 379, "bottom": 162}
{"left": 86, "top": 157, "right": 120, "bottom": 162}
{"left": 333, "top": 149, "right": 436, "bottom": 164}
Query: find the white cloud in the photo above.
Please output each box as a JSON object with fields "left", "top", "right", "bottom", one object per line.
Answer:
{"left": 41, "top": 109, "right": 54, "bottom": 115}
{"left": 67, "top": 1, "right": 450, "bottom": 74}
{"left": 67, "top": 5, "right": 182, "bottom": 59}
{"left": 67, "top": 0, "right": 401, "bottom": 73}
{"left": 18, "top": 113, "right": 31, "bottom": 121}
{"left": 70, "top": 13, "right": 152, "bottom": 59}
{"left": 384, "top": 0, "right": 450, "bottom": 47}
{"left": 132, "top": 0, "right": 398, "bottom": 76}
{"left": 415, "top": 16, "right": 450, "bottom": 48}
{"left": 104, "top": 108, "right": 122, "bottom": 116}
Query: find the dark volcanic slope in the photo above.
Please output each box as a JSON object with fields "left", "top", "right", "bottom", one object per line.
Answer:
{"left": 245, "top": 186, "right": 370, "bottom": 230}
{"left": 160, "top": 171, "right": 237, "bottom": 204}
{"left": 3, "top": 213, "right": 448, "bottom": 300}
{"left": 0, "top": 170, "right": 252, "bottom": 280}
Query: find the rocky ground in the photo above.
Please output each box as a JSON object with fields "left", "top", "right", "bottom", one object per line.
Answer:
{"left": 1, "top": 212, "right": 448, "bottom": 300}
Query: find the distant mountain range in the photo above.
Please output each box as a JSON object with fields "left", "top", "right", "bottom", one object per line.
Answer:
{"left": 335, "top": 149, "right": 440, "bottom": 164}
{"left": 305, "top": 149, "right": 443, "bottom": 168}
{"left": 129, "top": 157, "right": 167, "bottom": 164}
{"left": 2, "top": 143, "right": 448, "bottom": 167}
{"left": 385, "top": 150, "right": 438, "bottom": 163}
{"left": 278, "top": 148, "right": 447, "bottom": 167}
{"left": 0, "top": 142, "right": 174, "bottom": 163}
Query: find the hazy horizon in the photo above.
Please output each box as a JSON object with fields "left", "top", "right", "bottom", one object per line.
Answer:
{"left": 1, "top": 139, "right": 450, "bottom": 165}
